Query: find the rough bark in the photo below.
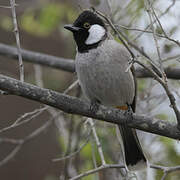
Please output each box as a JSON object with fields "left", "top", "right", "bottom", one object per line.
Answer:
{"left": 0, "top": 74, "right": 179, "bottom": 140}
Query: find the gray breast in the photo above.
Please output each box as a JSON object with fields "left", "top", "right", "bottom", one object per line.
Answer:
{"left": 75, "top": 40, "right": 135, "bottom": 107}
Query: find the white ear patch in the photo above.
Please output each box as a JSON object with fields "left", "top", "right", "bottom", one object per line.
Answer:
{"left": 85, "top": 24, "right": 106, "bottom": 45}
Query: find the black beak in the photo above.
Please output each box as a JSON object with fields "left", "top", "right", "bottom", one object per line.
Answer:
{"left": 64, "top": 24, "right": 81, "bottom": 32}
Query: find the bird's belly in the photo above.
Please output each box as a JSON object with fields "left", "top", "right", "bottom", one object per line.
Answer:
{"left": 76, "top": 60, "right": 135, "bottom": 107}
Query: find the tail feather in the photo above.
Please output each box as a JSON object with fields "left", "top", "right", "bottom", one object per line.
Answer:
{"left": 118, "top": 124, "right": 147, "bottom": 171}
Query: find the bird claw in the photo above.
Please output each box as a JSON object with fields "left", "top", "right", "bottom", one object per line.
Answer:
{"left": 90, "top": 101, "right": 100, "bottom": 114}
{"left": 123, "top": 105, "right": 133, "bottom": 118}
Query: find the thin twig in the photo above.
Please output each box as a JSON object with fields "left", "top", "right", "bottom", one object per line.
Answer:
{"left": 69, "top": 163, "right": 180, "bottom": 180}
{"left": 134, "top": 60, "right": 180, "bottom": 128}
{"left": 52, "top": 129, "right": 91, "bottom": 162}
{"left": 34, "top": 64, "right": 44, "bottom": 88}
{"left": 134, "top": 0, "right": 176, "bottom": 41}
{"left": 63, "top": 80, "right": 79, "bottom": 95}
{"left": 0, "top": 106, "right": 48, "bottom": 134}
{"left": 146, "top": 0, "right": 166, "bottom": 81}
{"left": 91, "top": 139, "right": 98, "bottom": 169}
{"left": 0, "top": 5, "right": 14, "bottom": 8}
{"left": 0, "top": 114, "right": 56, "bottom": 167}
{"left": 92, "top": 8, "right": 135, "bottom": 59}
{"left": 70, "top": 164, "right": 125, "bottom": 180}
{"left": 9, "top": 0, "right": 24, "bottom": 82}
{"left": 161, "top": 171, "right": 168, "bottom": 180}
{"left": 87, "top": 118, "right": 106, "bottom": 165}
{"left": 150, "top": 164, "right": 180, "bottom": 180}
{"left": 93, "top": 8, "right": 162, "bottom": 77}
{"left": 151, "top": 3, "right": 180, "bottom": 47}
{"left": 33, "top": 64, "right": 81, "bottom": 178}
{"left": 150, "top": 4, "right": 167, "bottom": 37}
{"left": 116, "top": 25, "right": 180, "bottom": 47}
{"left": 0, "top": 74, "right": 80, "bottom": 167}
{"left": 0, "top": 138, "right": 23, "bottom": 145}
{"left": 0, "top": 144, "right": 22, "bottom": 167}
{"left": 162, "top": 54, "right": 180, "bottom": 62}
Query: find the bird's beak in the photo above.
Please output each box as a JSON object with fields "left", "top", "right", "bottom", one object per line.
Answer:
{"left": 64, "top": 24, "right": 81, "bottom": 32}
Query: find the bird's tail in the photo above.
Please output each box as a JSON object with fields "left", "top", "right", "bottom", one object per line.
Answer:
{"left": 118, "top": 124, "right": 147, "bottom": 171}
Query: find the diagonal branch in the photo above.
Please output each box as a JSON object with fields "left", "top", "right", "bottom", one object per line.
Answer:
{"left": 0, "top": 74, "right": 180, "bottom": 140}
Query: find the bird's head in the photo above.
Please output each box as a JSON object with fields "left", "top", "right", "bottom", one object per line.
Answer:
{"left": 64, "top": 10, "right": 107, "bottom": 53}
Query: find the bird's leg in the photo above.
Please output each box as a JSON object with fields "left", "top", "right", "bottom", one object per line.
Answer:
{"left": 90, "top": 100, "right": 100, "bottom": 114}
{"left": 127, "top": 104, "right": 133, "bottom": 116}
{"left": 123, "top": 104, "right": 134, "bottom": 123}
{"left": 116, "top": 105, "right": 133, "bottom": 120}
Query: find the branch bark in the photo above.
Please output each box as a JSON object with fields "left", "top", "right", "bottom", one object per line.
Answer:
{"left": 9, "top": 0, "right": 24, "bottom": 82}
{"left": 0, "top": 74, "right": 180, "bottom": 140}
{"left": 0, "top": 43, "right": 75, "bottom": 72}
{"left": 0, "top": 43, "right": 180, "bottom": 79}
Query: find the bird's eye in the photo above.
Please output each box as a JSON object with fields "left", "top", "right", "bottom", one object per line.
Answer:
{"left": 83, "top": 22, "right": 90, "bottom": 29}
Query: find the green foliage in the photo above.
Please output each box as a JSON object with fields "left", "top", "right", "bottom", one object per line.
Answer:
{"left": 155, "top": 137, "right": 180, "bottom": 180}
{"left": 80, "top": 141, "right": 102, "bottom": 180}
{"left": 81, "top": 140, "right": 102, "bottom": 165}
{"left": 169, "top": 26, "right": 178, "bottom": 36}
{"left": 155, "top": 169, "right": 164, "bottom": 180}
{"left": 57, "top": 136, "right": 66, "bottom": 153}
{"left": 160, "top": 137, "right": 180, "bottom": 164}
{"left": 155, "top": 26, "right": 163, "bottom": 35}
{"left": 138, "top": 79, "right": 146, "bottom": 92}
{"left": 20, "top": 3, "right": 77, "bottom": 37}
{"left": 81, "top": 142, "right": 93, "bottom": 160}
{"left": 83, "top": 174, "right": 98, "bottom": 180}
{"left": 0, "top": 16, "right": 13, "bottom": 31}
{"left": 155, "top": 113, "right": 168, "bottom": 120}
{"left": 114, "top": 36, "right": 123, "bottom": 44}
{"left": 126, "top": 0, "right": 144, "bottom": 25}
{"left": 90, "top": 0, "right": 101, "bottom": 6}
{"left": 163, "top": 44, "right": 173, "bottom": 53}
{"left": 44, "top": 175, "right": 59, "bottom": 180}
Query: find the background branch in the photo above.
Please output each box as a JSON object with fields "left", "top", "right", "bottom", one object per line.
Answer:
{"left": 0, "top": 43, "right": 180, "bottom": 79}
{"left": 0, "top": 43, "right": 75, "bottom": 73}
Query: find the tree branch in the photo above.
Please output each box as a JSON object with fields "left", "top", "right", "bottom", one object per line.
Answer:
{"left": 70, "top": 164, "right": 124, "bottom": 180}
{"left": 9, "top": 0, "right": 24, "bottom": 81}
{"left": 0, "top": 43, "right": 180, "bottom": 79}
{"left": 0, "top": 74, "right": 180, "bottom": 140}
{"left": 136, "top": 67, "right": 180, "bottom": 80}
{"left": 0, "top": 43, "right": 75, "bottom": 73}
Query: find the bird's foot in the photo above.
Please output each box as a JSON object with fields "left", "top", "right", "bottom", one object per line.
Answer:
{"left": 123, "top": 104, "right": 133, "bottom": 121}
{"left": 90, "top": 100, "right": 100, "bottom": 114}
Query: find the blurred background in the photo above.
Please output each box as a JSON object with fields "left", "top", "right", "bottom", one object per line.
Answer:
{"left": 0, "top": 0, "right": 180, "bottom": 179}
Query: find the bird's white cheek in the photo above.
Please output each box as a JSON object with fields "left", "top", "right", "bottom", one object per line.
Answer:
{"left": 85, "top": 24, "right": 105, "bottom": 45}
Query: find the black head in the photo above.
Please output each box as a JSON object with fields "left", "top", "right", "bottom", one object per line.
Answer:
{"left": 64, "top": 10, "right": 107, "bottom": 53}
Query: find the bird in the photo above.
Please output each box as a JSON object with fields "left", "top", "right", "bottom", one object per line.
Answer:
{"left": 64, "top": 10, "right": 147, "bottom": 171}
